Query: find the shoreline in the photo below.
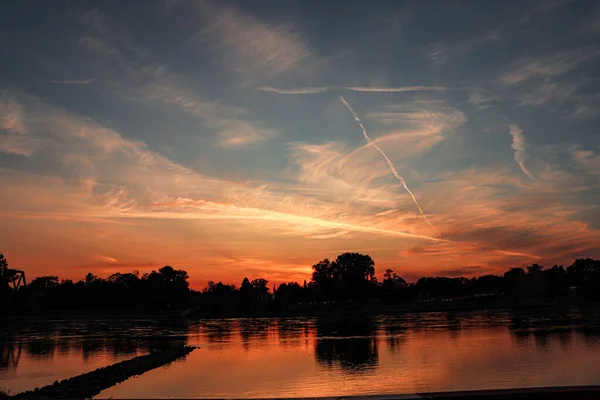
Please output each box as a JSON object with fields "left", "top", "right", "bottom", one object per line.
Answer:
{"left": 3, "top": 299, "right": 599, "bottom": 321}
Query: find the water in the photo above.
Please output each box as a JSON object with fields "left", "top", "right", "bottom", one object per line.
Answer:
{"left": 3, "top": 307, "right": 600, "bottom": 398}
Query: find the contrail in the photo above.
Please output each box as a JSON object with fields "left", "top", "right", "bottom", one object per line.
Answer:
{"left": 339, "top": 96, "right": 442, "bottom": 238}
{"left": 256, "top": 85, "right": 448, "bottom": 94}
{"left": 256, "top": 86, "right": 331, "bottom": 94}
{"left": 345, "top": 85, "right": 447, "bottom": 92}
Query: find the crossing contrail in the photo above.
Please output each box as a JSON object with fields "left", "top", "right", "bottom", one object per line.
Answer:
{"left": 339, "top": 96, "right": 442, "bottom": 238}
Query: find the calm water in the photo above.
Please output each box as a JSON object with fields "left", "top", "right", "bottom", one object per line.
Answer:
{"left": 3, "top": 308, "right": 600, "bottom": 398}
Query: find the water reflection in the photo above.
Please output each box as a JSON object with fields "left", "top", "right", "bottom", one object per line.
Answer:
{"left": 506, "top": 309, "right": 582, "bottom": 351}
{"left": 201, "top": 319, "right": 234, "bottom": 348}
{"left": 7, "top": 308, "right": 600, "bottom": 397}
{"left": 0, "top": 319, "right": 193, "bottom": 370}
{"left": 380, "top": 316, "right": 407, "bottom": 354}
{"left": 276, "top": 318, "right": 310, "bottom": 349}
{"left": 238, "top": 318, "right": 272, "bottom": 351}
{"left": 0, "top": 331, "right": 21, "bottom": 373}
{"left": 314, "top": 316, "right": 379, "bottom": 373}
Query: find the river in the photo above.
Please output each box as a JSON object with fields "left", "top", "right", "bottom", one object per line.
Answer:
{"left": 2, "top": 307, "right": 600, "bottom": 398}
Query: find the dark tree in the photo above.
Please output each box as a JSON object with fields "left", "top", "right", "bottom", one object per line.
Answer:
{"left": 311, "top": 259, "right": 338, "bottom": 287}
{"left": 29, "top": 276, "right": 59, "bottom": 291}
{"left": 335, "top": 252, "right": 376, "bottom": 284}
{"left": 0, "top": 252, "right": 9, "bottom": 291}
{"left": 250, "top": 278, "right": 269, "bottom": 295}
{"left": 382, "top": 269, "right": 407, "bottom": 289}
{"left": 503, "top": 267, "right": 527, "bottom": 298}
{"left": 381, "top": 269, "right": 408, "bottom": 303}
{"left": 311, "top": 253, "right": 377, "bottom": 301}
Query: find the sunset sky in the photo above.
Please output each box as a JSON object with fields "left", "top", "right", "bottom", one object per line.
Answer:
{"left": 1, "top": 0, "right": 600, "bottom": 290}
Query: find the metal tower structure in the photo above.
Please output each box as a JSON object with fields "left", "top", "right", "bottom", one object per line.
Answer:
{"left": 0, "top": 264, "right": 26, "bottom": 291}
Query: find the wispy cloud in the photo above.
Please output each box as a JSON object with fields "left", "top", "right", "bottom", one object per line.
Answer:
{"left": 571, "top": 147, "right": 600, "bottom": 175}
{"left": 0, "top": 97, "right": 39, "bottom": 156}
{"left": 0, "top": 136, "right": 45, "bottom": 157}
{"left": 256, "top": 85, "right": 448, "bottom": 94}
{"left": 468, "top": 92, "right": 500, "bottom": 110}
{"left": 358, "top": 101, "right": 466, "bottom": 156}
{"left": 425, "top": 0, "right": 577, "bottom": 66}
{"left": 256, "top": 86, "right": 331, "bottom": 94}
{"left": 508, "top": 124, "right": 536, "bottom": 180}
{"left": 340, "top": 96, "right": 442, "bottom": 238}
{"left": 0, "top": 97, "right": 27, "bottom": 134}
{"left": 49, "top": 79, "right": 95, "bottom": 85}
{"left": 287, "top": 141, "right": 400, "bottom": 210}
{"left": 500, "top": 49, "right": 600, "bottom": 117}
{"left": 502, "top": 49, "right": 600, "bottom": 85}
{"left": 0, "top": 91, "right": 445, "bottom": 248}
{"left": 143, "top": 79, "right": 278, "bottom": 147}
{"left": 96, "top": 255, "right": 118, "bottom": 263}
{"left": 185, "top": 0, "right": 311, "bottom": 81}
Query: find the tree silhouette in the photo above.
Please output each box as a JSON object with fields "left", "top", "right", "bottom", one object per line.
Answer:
{"left": 382, "top": 269, "right": 407, "bottom": 289}
{"left": 381, "top": 269, "right": 408, "bottom": 303}
{"left": 250, "top": 278, "right": 269, "bottom": 295}
{"left": 0, "top": 252, "right": 9, "bottom": 291}
{"left": 335, "top": 253, "right": 375, "bottom": 283}
{"left": 503, "top": 267, "right": 526, "bottom": 298}
{"left": 6, "top": 251, "right": 600, "bottom": 318}
{"left": 310, "top": 253, "right": 376, "bottom": 301}
{"left": 29, "top": 276, "right": 59, "bottom": 291}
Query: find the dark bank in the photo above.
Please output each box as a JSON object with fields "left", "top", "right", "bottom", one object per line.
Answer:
{"left": 3, "top": 253, "right": 600, "bottom": 320}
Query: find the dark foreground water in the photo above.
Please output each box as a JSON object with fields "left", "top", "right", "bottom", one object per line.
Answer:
{"left": 2, "top": 307, "right": 600, "bottom": 398}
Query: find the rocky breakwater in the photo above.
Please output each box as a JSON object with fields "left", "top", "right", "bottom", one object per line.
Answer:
{"left": 12, "top": 345, "right": 197, "bottom": 399}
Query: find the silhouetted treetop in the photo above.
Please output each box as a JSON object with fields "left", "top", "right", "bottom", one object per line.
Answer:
{"left": 5, "top": 251, "right": 600, "bottom": 317}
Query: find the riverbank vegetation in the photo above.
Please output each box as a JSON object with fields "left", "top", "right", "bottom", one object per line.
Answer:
{"left": 2, "top": 252, "right": 600, "bottom": 317}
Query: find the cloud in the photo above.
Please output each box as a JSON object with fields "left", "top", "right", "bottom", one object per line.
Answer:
{"left": 468, "top": 92, "right": 500, "bottom": 110}
{"left": 500, "top": 50, "right": 600, "bottom": 117}
{"left": 347, "top": 86, "right": 447, "bottom": 93}
{"left": 71, "top": 7, "right": 280, "bottom": 148}
{"left": 340, "top": 96, "right": 441, "bottom": 238}
{"left": 0, "top": 97, "right": 27, "bottom": 134}
{"left": 357, "top": 101, "right": 467, "bottom": 155}
{"left": 287, "top": 141, "right": 400, "bottom": 209}
{"left": 0, "top": 96, "right": 43, "bottom": 156}
{"left": 305, "top": 230, "right": 349, "bottom": 240}
{"left": 508, "top": 124, "right": 536, "bottom": 180}
{"left": 256, "top": 86, "right": 331, "bottom": 94}
{"left": 49, "top": 80, "right": 94, "bottom": 85}
{"left": 0, "top": 136, "right": 45, "bottom": 157}
{"left": 411, "top": 163, "right": 600, "bottom": 269}
{"left": 256, "top": 85, "right": 448, "bottom": 94}
{"left": 96, "top": 255, "right": 118, "bottom": 263}
{"left": 434, "top": 266, "right": 491, "bottom": 278}
{"left": 502, "top": 49, "right": 600, "bottom": 85}
{"left": 426, "top": 33, "right": 500, "bottom": 66}
{"left": 0, "top": 91, "right": 444, "bottom": 247}
{"left": 571, "top": 147, "right": 600, "bottom": 175}
{"left": 186, "top": 1, "right": 311, "bottom": 80}
{"left": 142, "top": 79, "right": 278, "bottom": 147}
{"left": 425, "top": 0, "right": 578, "bottom": 66}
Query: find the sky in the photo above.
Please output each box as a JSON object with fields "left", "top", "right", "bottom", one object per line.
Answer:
{"left": 1, "top": 0, "right": 600, "bottom": 289}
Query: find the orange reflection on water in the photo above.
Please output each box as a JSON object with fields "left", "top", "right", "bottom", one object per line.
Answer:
{"left": 4, "top": 313, "right": 600, "bottom": 398}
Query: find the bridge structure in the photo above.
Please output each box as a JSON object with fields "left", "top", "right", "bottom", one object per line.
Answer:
{"left": 0, "top": 264, "right": 26, "bottom": 291}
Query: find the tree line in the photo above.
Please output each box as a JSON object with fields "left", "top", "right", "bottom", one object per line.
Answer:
{"left": 2, "top": 251, "right": 600, "bottom": 315}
